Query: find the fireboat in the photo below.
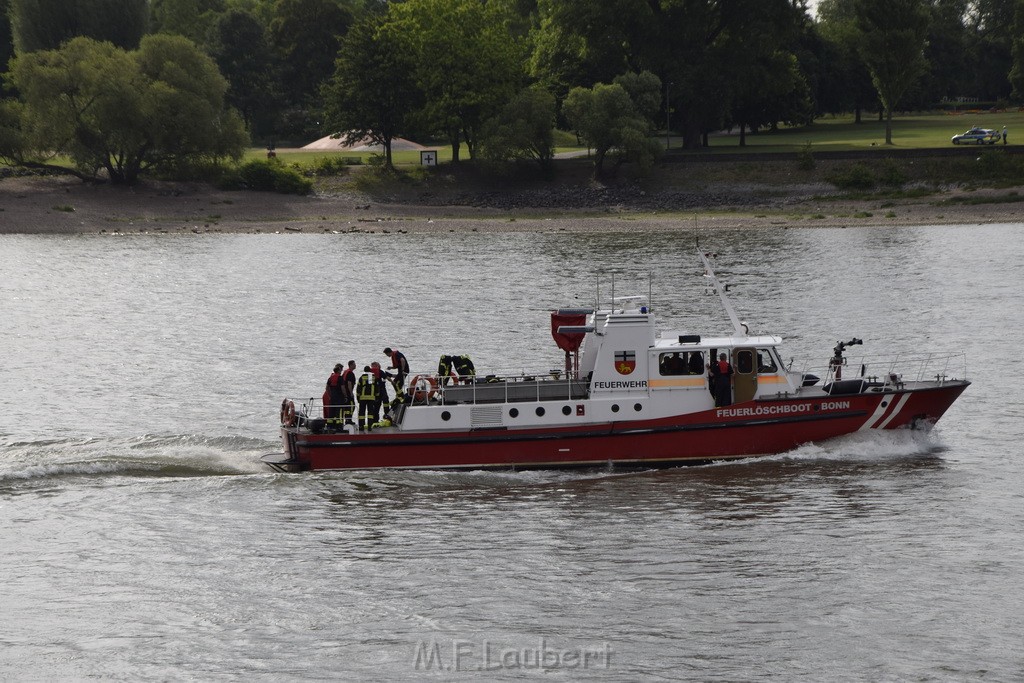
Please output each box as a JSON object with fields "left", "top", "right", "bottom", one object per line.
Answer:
{"left": 262, "top": 250, "right": 969, "bottom": 472}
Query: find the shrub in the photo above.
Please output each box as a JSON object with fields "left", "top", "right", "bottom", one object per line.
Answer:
{"left": 878, "top": 159, "right": 907, "bottom": 187}
{"left": 218, "top": 159, "right": 312, "bottom": 194}
{"left": 308, "top": 156, "right": 358, "bottom": 177}
{"left": 796, "top": 141, "right": 815, "bottom": 171}
{"left": 826, "top": 163, "right": 875, "bottom": 190}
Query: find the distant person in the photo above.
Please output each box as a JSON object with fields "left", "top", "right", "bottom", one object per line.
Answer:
{"left": 340, "top": 360, "right": 357, "bottom": 424}
{"left": 712, "top": 352, "right": 734, "bottom": 407}
{"left": 357, "top": 366, "right": 381, "bottom": 431}
{"left": 1003, "top": 126, "right": 1008, "bottom": 145}
{"left": 384, "top": 347, "right": 410, "bottom": 388}
{"left": 370, "top": 361, "right": 391, "bottom": 403}
{"left": 324, "top": 363, "right": 344, "bottom": 420}
{"left": 688, "top": 351, "right": 705, "bottom": 376}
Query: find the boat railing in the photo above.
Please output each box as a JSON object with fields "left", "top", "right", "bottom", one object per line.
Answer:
{"left": 413, "top": 367, "right": 589, "bottom": 406}
{"left": 796, "top": 351, "right": 968, "bottom": 393}
{"left": 286, "top": 368, "right": 591, "bottom": 422}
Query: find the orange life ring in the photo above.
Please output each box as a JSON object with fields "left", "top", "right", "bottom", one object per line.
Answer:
{"left": 280, "top": 399, "right": 296, "bottom": 427}
{"left": 408, "top": 375, "right": 438, "bottom": 402}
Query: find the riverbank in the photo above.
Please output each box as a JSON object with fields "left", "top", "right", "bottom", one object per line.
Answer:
{"left": 2, "top": 171, "right": 1023, "bottom": 235}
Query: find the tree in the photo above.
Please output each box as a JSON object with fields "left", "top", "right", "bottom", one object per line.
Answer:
{"left": 479, "top": 85, "right": 557, "bottom": 172}
{"left": 389, "top": 0, "right": 524, "bottom": 161}
{"left": 150, "top": 0, "right": 225, "bottom": 43}
{"left": 1011, "top": 0, "right": 1024, "bottom": 100}
{"left": 1, "top": 0, "right": 14, "bottom": 82}
{"left": 8, "top": 35, "right": 247, "bottom": 183}
{"left": 270, "top": 0, "right": 353, "bottom": 106}
{"left": 208, "top": 9, "right": 280, "bottom": 140}
{"left": 854, "top": 0, "right": 929, "bottom": 144}
{"left": 9, "top": 0, "right": 149, "bottom": 53}
{"left": 322, "top": 13, "right": 420, "bottom": 168}
{"left": 563, "top": 78, "right": 662, "bottom": 179}
{"left": 965, "top": 0, "right": 1016, "bottom": 101}
{"left": 816, "top": 0, "right": 878, "bottom": 121}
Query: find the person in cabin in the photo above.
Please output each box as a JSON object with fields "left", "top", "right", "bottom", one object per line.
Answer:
{"left": 383, "top": 347, "right": 410, "bottom": 388}
{"left": 340, "top": 360, "right": 357, "bottom": 425}
{"left": 324, "top": 364, "right": 344, "bottom": 420}
{"left": 669, "top": 353, "right": 685, "bottom": 375}
{"left": 712, "top": 352, "right": 734, "bottom": 407}
{"left": 357, "top": 366, "right": 382, "bottom": 431}
{"left": 688, "top": 351, "right": 705, "bottom": 376}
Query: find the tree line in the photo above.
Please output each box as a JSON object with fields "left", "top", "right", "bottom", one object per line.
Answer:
{"left": 2, "top": 0, "right": 1024, "bottom": 183}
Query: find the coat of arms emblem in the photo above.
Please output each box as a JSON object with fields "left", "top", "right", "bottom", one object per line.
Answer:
{"left": 615, "top": 350, "right": 636, "bottom": 375}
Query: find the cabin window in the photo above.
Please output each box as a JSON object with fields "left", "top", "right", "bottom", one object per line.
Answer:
{"left": 757, "top": 349, "right": 779, "bottom": 374}
{"left": 659, "top": 351, "right": 705, "bottom": 376}
{"left": 736, "top": 349, "right": 755, "bottom": 374}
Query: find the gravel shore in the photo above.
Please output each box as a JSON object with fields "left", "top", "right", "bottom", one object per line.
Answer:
{"left": 2, "top": 174, "right": 1022, "bottom": 236}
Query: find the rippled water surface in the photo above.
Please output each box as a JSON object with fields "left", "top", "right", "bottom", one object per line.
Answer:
{"left": 2, "top": 224, "right": 1022, "bottom": 680}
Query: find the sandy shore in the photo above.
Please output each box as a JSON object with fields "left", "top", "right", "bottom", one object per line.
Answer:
{"left": 1, "top": 175, "right": 1022, "bottom": 235}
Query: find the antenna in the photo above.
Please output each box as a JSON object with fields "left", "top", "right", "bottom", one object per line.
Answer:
{"left": 698, "top": 247, "right": 746, "bottom": 337}
{"left": 648, "top": 271, "right": 653, "bottom": 312}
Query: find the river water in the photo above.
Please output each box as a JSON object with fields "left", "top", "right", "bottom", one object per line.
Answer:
{"left": 1, "top": 223, "right": 1022, "bottom": 680}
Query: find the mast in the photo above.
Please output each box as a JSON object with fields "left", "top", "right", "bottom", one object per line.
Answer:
{"left": 698, "top": 247, "right": 746, "bottom": 337}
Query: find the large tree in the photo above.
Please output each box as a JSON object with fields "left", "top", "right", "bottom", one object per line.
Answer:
{"left": 8, "top": 34, "right": 247, "bottom": 183}
{"left": 208, "top": 8, "right": 280, "bottom": 140}
{"left": 9, "top": 0, "right": 149, "bottom": 53}
{"left": 322, "top": 13, "right": 420, "bottom": 168}
{"left": 854, "top": 0, "right": 929, "bottom": 144}
{"left": 150, "top": 0, "right": 225, "bottom": 43}
{"left": 533, "top": 0, "right": 808, "bottom": 150}
{"left": 563, "top": 74, "right": 662, "bottom": 179}
{"left": 269, "top": 0, "right": 353, "bottom": 106}
{"left": 0, "top": 0, "right": 13, "bottom": 90}
{"left": 816, "top": 0, "right": 879, "bottom": 121}
{"left": 479, "top": 85, "right": 557, "bottom": 171}
{"left": 1011, "top": 0, "right": 1024, "bottom": 101}
{"left": 388, "top": 0, "right": 524, "bottom": 161}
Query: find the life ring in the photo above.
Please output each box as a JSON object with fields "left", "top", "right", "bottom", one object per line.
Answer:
{"left": 408, "top": 375, "right": 438, "bottom": 402}
{"left": 280, "top": 399, "right": 296, "bottom": 427}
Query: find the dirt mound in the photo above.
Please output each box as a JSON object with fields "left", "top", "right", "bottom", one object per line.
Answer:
{"left": 302, "top": 134, "right": 427, "bottom": 152}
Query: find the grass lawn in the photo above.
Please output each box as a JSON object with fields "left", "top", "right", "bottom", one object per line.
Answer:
{"left": 245, "top": 111, "right": 1024, "bottom": 168}
{"left": 702, "top": 110, "right": 1024, "bottom": 152}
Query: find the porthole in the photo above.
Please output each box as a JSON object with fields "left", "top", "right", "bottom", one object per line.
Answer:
{"left": 509, "top": 408, "right": 519, "bottom": 418}
{"left": 634, "top": 403, "right": 643, "bottom": 412}
{"left": 441, "top": 411, "right": 451, "bottom": 421}
{"left": 611, "top": 404, "right": 620, "bottom": 413}
{"left": 562, "top": 405, "right": 572, "bottom": 416}
{"left": 536, "top": 407, "right": 546, "bottom": 417}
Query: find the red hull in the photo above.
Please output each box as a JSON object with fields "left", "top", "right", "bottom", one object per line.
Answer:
{"left": 269, "top": 383, "right": 968, "bottom": 472}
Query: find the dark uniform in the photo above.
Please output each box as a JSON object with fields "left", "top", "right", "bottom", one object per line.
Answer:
{"left": 325, "top": 365, "right": 344, "bottom": 420}
{"left": 340, "top": 361, "right": 356, "bottom": 424}
{"left": 357, "top": 367, "right": 382, "bottom": 431}
{"left": 384, "top": 347, "right": 410, "bottom": 388}
{"left": 712, "top": 353, "right": 734, "bottom": 407}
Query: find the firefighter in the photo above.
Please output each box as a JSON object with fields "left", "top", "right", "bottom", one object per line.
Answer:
{"left": 324, "top": 364, "right": 344, "bottom": 420}
{"left": 437, "top": 354, "right": 456, "bottom": 385}
{"left": 340, "top": 359, "right": 357, "bottom": 425}
{"left": 357, "top": 365, "right": 381, "bottom": 431}
{"left": 712, "top": 352, "right": 734, "bottom": 407}
{"left": 383, "top": 347, "right": 410, "bottom": 388}
{"left": 454, "top": 354, "right": 476, "bottom": 383}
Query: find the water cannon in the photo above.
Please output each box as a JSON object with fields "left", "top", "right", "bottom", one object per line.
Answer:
{"left": 833, "top": 338, "right": 863, "bottom": 358}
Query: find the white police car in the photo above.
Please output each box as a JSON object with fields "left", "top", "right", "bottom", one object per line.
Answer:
{"left": 951, "top": 127, "right": 1000, "bottom": 145}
